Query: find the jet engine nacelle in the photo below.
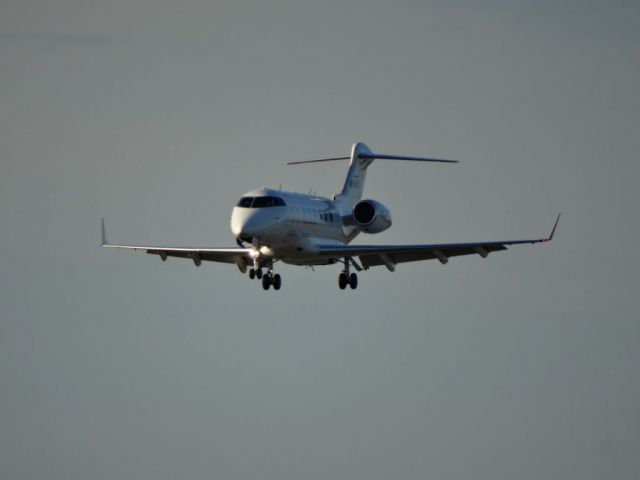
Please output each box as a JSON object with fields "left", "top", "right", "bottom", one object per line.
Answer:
{"left": 352, "top": 199, "right": 392, "bottom": 234}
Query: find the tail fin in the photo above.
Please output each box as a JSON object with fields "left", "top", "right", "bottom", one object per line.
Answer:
{"left": 288, "top": 142, "right": 457, "bottom": 209}
{"left": 334, "top": 142, "right": 375, "bottom": 207}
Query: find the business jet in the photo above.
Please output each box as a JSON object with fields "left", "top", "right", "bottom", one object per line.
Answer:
{"left": 102, "top": 142, "right": 559, "bottom": 291}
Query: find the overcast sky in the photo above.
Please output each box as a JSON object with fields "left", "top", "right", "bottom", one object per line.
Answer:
{"left": 1, "top": 1, "right": 639, "bottom": 479}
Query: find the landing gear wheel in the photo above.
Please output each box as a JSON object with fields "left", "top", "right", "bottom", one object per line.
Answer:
{"left": 338, "top": 273, "right": 348, "bottom": 290}
{"left": 262, "top": 274, "right": 271, "bottom": 290}
{"left": 249, "top": 269, "right": 256, "bottom": 279}
{"left": 273, "top": 273, "right": 282, "bottom": 290}
{"left": 256, "top": 269, "right": 263, "bottom": 279}
{"left": 349, "top": 273, "right": 358, "bottom": 290}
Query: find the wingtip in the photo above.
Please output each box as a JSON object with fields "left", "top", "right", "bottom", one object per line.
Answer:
{"left": 548, "top": 213, "right": 561, "bottom": 241}
{"left": 101, "top": 217, "right": 107, "bottom": 246}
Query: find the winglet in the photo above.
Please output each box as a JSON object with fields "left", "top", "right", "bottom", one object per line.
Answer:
{"left": 101, "top": 217, "right": 108, "bottom": 246}
{"left": 546, "top": 213, "right": 561, "bottom": 241}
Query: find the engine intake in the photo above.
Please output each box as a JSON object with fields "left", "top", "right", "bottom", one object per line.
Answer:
{"left": 353, "top": 200, "right": 376, "bottom": 225}
{"left": 351, "top": 199, "right": 392, "bottom": 234}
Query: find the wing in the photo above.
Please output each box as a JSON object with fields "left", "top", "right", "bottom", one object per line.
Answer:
{"left": 100, "top": 219, "right": 253, "bottom": 268}
{"left": 317, "top": 214, "right": 560, "bottom": 271}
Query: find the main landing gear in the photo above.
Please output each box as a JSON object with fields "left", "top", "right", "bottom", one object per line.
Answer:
{"left": 248, "top": 267, "right": 281, "bottom": 291}
{"left": 338, "top": 272, "right": 358, "bottom": 290}
{"left": 338, "top": 257, "right": 358, "bottom": 290}
{"left": 262, "top": 272, "right": 281, "bottom": 291}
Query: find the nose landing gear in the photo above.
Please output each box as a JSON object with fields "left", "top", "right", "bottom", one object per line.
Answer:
{"left": 248, "top": 268, "right": 263, "bottom": 279}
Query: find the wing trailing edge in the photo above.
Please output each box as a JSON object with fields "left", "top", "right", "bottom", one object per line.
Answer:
{"left": 316, "top": 214, "right": 560, "bottom": 269}
{"left": 100, "top": 218, "right": 253, "bottom": 268}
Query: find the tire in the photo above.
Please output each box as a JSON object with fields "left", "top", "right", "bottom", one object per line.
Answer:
{"left": 249, "top": 269, "right": 256, "bottom": 279}
{"left": 262, "top": 274, "right": 271, "bottom": 290}
{"left": 349, "top": 273, "right": 358, "bottom": 290}
{"left": 256, "top": 269, "right": 263, "bottom": 279}
{"left": 273, "top": 274, "right": 281, "bottom": 290}
{"left": 338, "top": 273, "right": 348, "bottom": 290}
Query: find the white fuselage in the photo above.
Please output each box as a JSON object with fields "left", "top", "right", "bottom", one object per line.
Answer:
{"left": 230, "top": 188, "right": 359, "bottom": 265}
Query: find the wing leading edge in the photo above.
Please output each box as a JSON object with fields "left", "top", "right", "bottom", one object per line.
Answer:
{"left": 101, "top": 214, "right": 559, "bottom": 271}
{"left": 316, "top": 214, "right": 560, "bottom": 270}
{"left": 100, "top": 219, "right": 253, "bottom": 267}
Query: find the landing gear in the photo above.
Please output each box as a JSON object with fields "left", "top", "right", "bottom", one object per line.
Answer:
{"left": 338, "top": 257, "right": 358, "bottom": 290}
{"left": 261, "top": 271, "right": 282, "bottom": 291}
{"left": 247, "top": 247, "right": 280, "bottom": 291}
{"left": 338, "top": 272, "right": 358, "bottom": 289}
{"left": 249, "top": 267, "right": 264, "bottom": 280}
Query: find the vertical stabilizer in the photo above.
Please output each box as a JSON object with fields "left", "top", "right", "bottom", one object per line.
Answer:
{"left": 334, "top": 143, "right": 374, "bottom": 208}
{"left": 287, "top": 142, "right": 456, "bottom": 210}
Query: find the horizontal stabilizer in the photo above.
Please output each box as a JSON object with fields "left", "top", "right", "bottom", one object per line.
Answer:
{"left": 288, "top": 142, "right": 457, "bottom": 207}
{"left": 287, "top": 155, "right": 350, "bottom": 165}
{"left": 359, "top": 153, "right": 457, "bottom": 163}
{"left": 288, "top": 152, "right": 457, "bottom": 165}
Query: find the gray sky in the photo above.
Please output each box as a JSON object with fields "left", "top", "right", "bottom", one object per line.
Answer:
{"left": 1, "top": 1, "right": 639, "bottom": 479}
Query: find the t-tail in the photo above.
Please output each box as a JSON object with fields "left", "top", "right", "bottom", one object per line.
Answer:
{"left": 288, "top": 142, "right": 458, "bottom": 209}
{"left": 335, "top": 142, "right": 375, "bottom": 207}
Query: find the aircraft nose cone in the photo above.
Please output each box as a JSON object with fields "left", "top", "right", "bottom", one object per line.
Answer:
{"left": 231, "top": 207, "right": 270, "bottom": 242}
{"left": 231, "top": 214, "right": 259, "bottom": 241}
{"left": 238, "top": 222, "right": 257, "bottom": 239}
{"left": 230, "top": 220, "right": 243, "bottom": 237}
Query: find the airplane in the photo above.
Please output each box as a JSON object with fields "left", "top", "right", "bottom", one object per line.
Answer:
{"left": 102, "top": 142, "right": 559, "bottom": 291}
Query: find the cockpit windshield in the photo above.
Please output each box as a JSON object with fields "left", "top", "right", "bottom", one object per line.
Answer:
{"left": 237, "top": 197, "right": 253, "bottom": 208}
{"left": 236, "top": 196, "right": 286, "bottom": 208}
